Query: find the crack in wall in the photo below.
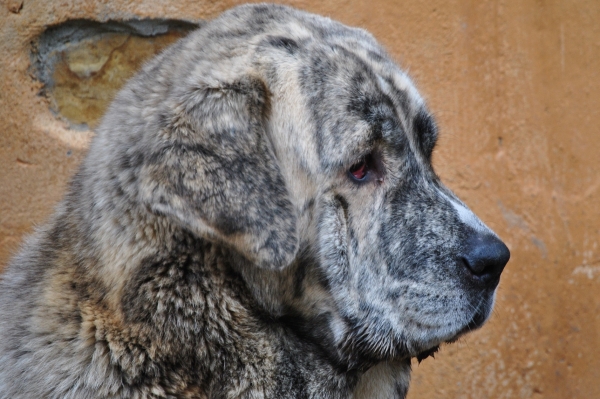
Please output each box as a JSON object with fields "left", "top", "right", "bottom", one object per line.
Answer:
{"left": 31, "top": 18, "right": 201, "bottom": 130}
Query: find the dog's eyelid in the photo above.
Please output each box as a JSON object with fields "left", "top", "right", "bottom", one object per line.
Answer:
{"left": 345, "top": 148, "right": 368, "bottom": 168}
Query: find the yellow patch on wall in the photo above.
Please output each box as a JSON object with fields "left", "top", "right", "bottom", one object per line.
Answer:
{"left": 49, "top": 31, "right": 186, "bottom": 128}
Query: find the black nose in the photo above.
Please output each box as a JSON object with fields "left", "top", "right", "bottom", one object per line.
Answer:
{"left": 461, "top": 233, "right": 510, "bottom": 287}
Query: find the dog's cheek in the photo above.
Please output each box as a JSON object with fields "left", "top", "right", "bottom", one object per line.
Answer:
{"left": 314, "top": 195, "right": 388, "bottom": 349}
{"left": 316, "top": 195, "right": 351, "bottom": 292}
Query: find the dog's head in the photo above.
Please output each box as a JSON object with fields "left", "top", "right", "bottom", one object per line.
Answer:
{"left": 93, "top": 4, "right": 509, "bottom": 368}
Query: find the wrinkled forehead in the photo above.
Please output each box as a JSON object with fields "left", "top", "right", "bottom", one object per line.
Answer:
{"left": 265, "top": 28, "right": 434, "bottom": 171}
{"left": 301, "top": 52, "right": 430, "bottom": 168}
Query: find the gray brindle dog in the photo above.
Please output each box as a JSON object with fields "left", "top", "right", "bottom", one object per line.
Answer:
{"left": 0, "top": 4, "right": 510, "bottom": 398}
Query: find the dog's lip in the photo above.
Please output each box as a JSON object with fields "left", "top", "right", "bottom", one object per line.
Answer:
{"left": 454, "top": 303, "right": 490, "bottom": 338}
{"left": 414, "top": 345, "right": 439, "bottom": 363}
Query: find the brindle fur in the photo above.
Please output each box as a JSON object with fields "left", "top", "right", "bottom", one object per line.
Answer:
{"left": 0, "top": 4, "right": 506, "bottom": 398}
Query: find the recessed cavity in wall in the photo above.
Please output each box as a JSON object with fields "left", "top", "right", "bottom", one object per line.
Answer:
{"left": 32, "top": 19, "right": 200, "bottom": 130}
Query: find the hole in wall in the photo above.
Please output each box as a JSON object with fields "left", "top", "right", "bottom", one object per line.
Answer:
{"left": 32, "top": 19, "right": 201, "bottom": 130}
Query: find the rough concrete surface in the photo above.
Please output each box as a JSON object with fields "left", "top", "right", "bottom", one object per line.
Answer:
{"left": 0, "top": 0, "right": 599, "bottom": 398}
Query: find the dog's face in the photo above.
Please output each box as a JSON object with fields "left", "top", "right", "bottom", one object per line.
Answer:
{"left": 297, "top": 79, "right": 509, "bottom": 363}
{"left": 240, "top": 10, "right": 510, "bottom": 365}
{"left": 100, "top": 4, "right": 509, "bottom": 369}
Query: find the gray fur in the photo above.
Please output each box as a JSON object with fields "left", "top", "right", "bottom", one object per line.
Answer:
{"left": 0, "top": 4, "right": 508, "bottom": 398}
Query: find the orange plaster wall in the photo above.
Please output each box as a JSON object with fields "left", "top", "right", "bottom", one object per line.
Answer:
{"left": 1, "top": 1, "right": 599, "bottom": 397}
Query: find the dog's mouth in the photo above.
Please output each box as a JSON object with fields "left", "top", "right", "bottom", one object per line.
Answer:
{"left": 466, "top": 307, "right": 488, "bottom": 330}
{"left": 459, "top": 298, "right": 492, "bottom": 335}
{"left": 442, "top": 302, "right": 491, "bottom": 347}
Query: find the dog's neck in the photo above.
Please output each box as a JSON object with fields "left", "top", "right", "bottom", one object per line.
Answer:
{"left": 353, "top": 362, "right": 411, "bottom": 399}
{"left": 60, "top": 186, "right": 412, "bottom": 398}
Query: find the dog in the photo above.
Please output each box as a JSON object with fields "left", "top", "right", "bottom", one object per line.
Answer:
{"left": 0, "top": 4, "right": 510, "bottom": 398}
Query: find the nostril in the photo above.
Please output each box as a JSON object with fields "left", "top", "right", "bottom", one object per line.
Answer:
{"left": 461, "top": 234, "right": 510, "bottom": 286}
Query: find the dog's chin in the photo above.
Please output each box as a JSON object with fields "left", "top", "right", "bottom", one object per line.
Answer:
{"left": 411, "top": 298, "right": 494, "bottom": 363}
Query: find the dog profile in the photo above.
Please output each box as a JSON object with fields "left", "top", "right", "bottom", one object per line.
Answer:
{"left": 0, "top": 4, "right": 509, "bottom": 398}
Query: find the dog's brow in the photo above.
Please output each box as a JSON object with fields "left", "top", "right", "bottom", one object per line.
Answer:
{"left": 264, "top": 35, "right": 300, "bottom": 54}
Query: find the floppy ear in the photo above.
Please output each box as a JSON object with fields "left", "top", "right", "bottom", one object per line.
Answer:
{"left": 140, "top": 76, "right": 298, "bottom": 270}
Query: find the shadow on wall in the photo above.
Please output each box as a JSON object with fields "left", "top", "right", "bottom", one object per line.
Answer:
{"left": 32, "top": 18, "right": 200, "bottom": 130}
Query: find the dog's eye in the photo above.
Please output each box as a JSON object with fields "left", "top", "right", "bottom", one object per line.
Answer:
{"left": 349, "top": 159, "right": 368, "bottom": 181}
{"left": 349, "top": 153, "right": 377, "bottom": 181}
{"left": 348, "top": 152, "right": 384, "bottom": 183}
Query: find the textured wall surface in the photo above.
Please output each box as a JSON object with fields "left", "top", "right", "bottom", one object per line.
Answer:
{"left": 1, "top": 0, "right": 599, "bottom": 398}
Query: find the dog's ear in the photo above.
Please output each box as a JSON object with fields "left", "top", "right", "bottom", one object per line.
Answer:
{"left": 140, "top": 76, "right": 298, "bottom": 270}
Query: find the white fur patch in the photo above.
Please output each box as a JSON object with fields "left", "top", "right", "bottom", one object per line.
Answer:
{"left": 329, "top": 314, "right": 347, "bottom": 343}
{"left": 377, "top": 75, "right": 390, "bottom": 93}
{"left": 353, "top": 362, "right": 410, "bottom": 399}
{"left": 437, "top": 188, "right": 492, "bottom": 234}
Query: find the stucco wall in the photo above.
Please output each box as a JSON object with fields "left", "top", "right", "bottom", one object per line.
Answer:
{"left": 1, "top": 0, "right": 599, "bottom": 397}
